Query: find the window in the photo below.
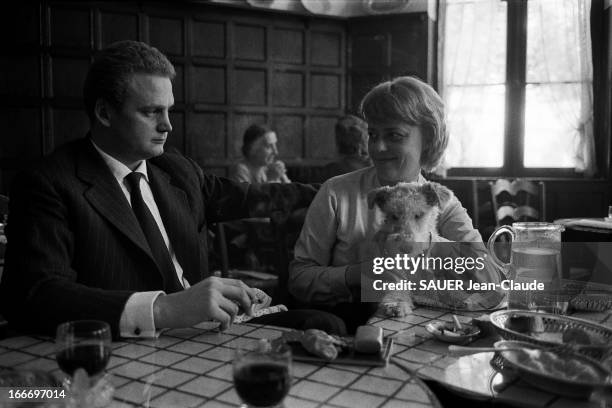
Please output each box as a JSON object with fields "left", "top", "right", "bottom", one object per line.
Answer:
{"left": 440, "top": 0, "right": 594, "bottom": 176}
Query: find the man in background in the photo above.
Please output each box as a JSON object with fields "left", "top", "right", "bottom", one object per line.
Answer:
{"left": 320, "top": 114, "right": 372, "bottom": 181}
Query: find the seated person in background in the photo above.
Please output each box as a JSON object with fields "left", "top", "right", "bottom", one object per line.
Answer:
{"left": 320, "top": 114, "right": 372, "bottom": 181}
{"left": 229, "top": 124, "right": 290, "bottom": 184}
{"left": 0, "top": 40, "right": 345, "bottom": 338}
{"left": 289, "top": 76, "right": 501, "bottom": 332}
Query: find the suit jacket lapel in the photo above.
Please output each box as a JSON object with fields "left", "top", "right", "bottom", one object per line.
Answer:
{"left": 148, "top": 163, "right": 201, "bottom": 284}
{"left": 76, "top": 139, "right": 154, "bottom": 261}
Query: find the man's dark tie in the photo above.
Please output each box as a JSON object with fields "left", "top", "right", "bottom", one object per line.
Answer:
{"left": 125, "top": 172, "right": 183, "bottom": 293}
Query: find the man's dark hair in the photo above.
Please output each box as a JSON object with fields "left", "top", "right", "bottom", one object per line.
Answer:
{"left": 83, "top": 40, "right": 176, "bottom": 122}
{"left": 241, "top": 123, "right": 272, "bottom": 158}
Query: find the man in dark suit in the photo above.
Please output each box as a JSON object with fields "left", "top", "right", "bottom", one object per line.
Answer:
{"left": 0, "top": 40, "right": 344, "bottom": 338}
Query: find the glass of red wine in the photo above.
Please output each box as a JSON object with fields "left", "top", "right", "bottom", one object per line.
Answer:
{"left": 56, "top": 320, "right": 112, "bottom": 383}
{"left": 233, "top": 339, "right": 292, "bottom": 408}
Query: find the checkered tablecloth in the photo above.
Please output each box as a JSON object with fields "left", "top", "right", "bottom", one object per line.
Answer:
{"left": 1, "top": 307, "right": 610, "bottom": 408}
{"left": 0, "top": 320, "right": 440, "bottom": 408}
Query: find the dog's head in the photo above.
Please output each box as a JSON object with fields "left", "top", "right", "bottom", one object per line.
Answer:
{"left": 367, "top": 182, "right": 452, "bottom": 244}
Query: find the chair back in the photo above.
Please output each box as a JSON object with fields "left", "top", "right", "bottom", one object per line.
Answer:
{"left": 269, "top": 208, "right": 310, "bottom": 304}
{"left": 215, "top": 218, "right": 275, "bottom": 276}
{"left": 489, "top": 179, "right": 546, "bottom": 226}
{"left": 0, "top": 194, "right": 8, "bottom": 270}
{"left": 0, "top": 195, "right": 7, "bottom": 224}
{"left": 212, "top": 185, "right": 319, "bottom": 303}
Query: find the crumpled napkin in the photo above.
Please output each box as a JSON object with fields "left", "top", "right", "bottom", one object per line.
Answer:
{"left": 63, "top": 369, "right": 114, "bottom": 408}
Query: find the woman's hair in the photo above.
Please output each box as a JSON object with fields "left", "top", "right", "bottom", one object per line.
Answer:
{"left": 359, "top": 76, "right": 448, "bottom": 171}
{"left": 83, "top": 40, "right": 176, "bottom": 122}
{"left": 335, "top": 115, "right": 368, "bottom": 156}
{"left": 242, "top": 123, "right": 272, "bottom": 158}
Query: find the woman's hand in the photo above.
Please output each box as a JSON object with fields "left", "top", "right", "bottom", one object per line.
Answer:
{"left": 345, "top": 260, "right": 378, "bottom": 290}
{"left": 266, "top": 161, "right": 290, "bottom": 182}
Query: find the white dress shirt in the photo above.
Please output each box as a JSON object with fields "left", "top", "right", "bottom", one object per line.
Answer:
{"left": 92, "top": 141, "right": 190, "bottom": 338}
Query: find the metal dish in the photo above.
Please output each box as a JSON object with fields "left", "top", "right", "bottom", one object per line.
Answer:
{"left": 426, "top": 321, "right": 480, "bottom": 344}
{"left": 489, "top": 309, "right": 612, "bottom": 359}
{"left": 493, "top": 340, "right": 612, "bottom": 399}
{"left": 571, "top": 293, "right": 612, "bottom": 312}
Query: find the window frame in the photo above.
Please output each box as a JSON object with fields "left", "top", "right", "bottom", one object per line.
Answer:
{"left": 445, "top": 0, "right": 590, "bottom": 178}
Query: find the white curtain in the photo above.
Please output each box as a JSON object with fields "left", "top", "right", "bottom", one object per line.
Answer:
{"left": 437, "top": 0, "right": 508, "bottom": 173}
{"left": 528, "top": 0, "right": 595, "bottom": 175}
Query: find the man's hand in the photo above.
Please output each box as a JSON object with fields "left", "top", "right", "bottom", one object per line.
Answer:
{"left": 153, "top": 277, "right": 257, "bottom": 331}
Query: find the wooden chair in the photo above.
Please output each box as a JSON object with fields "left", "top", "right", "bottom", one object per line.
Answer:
{"left": 214, "top": 219, "right": 280, "bottom": 297}
{"left": 0, "top": 194, "right": 8, "bottom": 265}
{"left": 214, "top": 211, "right": 309, "bottom": 304}
{"left": 0, "top": 195, "right": 8, "bottom": 332}
{"left": 269, "top": 207, "right": 310, "bottom": 305}
{"left": 213, "top": 184, "right": 319, "bottom": 304}
{"left": 0, "top": 194, "right": 7, "bottom": 223}
{"left": 470, "top": 179, "right": 480, "bottom": 229}
{"left": 489, "top": 179, "right": 546, "bottom": 226}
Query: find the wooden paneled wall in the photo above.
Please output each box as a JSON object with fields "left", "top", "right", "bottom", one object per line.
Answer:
{"left": 347, "top": 13, "right": 434, "bottom": 112}
{"left": 0, "top": 1, "right": 346, "bottom": 190}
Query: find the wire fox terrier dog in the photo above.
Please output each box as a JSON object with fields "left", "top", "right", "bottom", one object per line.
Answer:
{"left": 367, "top": 182, "right": 452, "bottom": 317}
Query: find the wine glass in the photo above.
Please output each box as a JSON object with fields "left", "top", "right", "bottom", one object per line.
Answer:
{"left": 56, "top": 320, "right": 112, "bottom": 382}
{"left": 233, "top": 339, "right": 292, "bottom": 408}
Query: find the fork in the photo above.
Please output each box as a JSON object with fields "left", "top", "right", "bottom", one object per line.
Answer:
{"left": 447, "top": 345, "right": 541, "bottom": 357}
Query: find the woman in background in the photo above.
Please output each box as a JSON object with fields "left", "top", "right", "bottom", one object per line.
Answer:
{"left": 230, "top": 124, "right": 290, "bottom": 184}
{"left": 226, "top": 124, "right": 289, "bottom": 271}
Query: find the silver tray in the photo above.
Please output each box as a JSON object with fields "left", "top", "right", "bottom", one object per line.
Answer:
{"left": 563, "top": 280, "right": 612, "bottom": 312}
{"left": 493, "top": 340, "right": 612, "bottom": 399}
{"left": 489, "top": 310, "right": 612, "bottom": 359}
{"left": 571, "top": 293, "right": 612, "bottom": 312}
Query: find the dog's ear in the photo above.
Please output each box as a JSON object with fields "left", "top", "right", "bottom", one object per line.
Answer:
{"left": 367, "top": 187, "right": 391, "bottom": 210}
{"left": 420, "top": 182, "right": 452, "bottom": 208}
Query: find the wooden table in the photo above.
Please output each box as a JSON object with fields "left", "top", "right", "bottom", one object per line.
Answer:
{"left": 554, "top": 218, "right": 612, "bottom": 242}
{"left": 0, "top": 307, "right": 610, "bottom": 407}
{"left": 554, "top": 218, "right": 612, "bottom": 283}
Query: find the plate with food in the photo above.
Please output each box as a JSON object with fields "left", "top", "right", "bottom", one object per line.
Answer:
{"left": 426, "top": 317, "right": 481, "bottom": 344}
{"left": 494, "top": 341, "right": 612, "bottom": 399}
{"left": 489, "top": 310, "right": 612, "bottom": 358}
{"left": 274, "top": 326, "right": 393, "bottom": 366}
